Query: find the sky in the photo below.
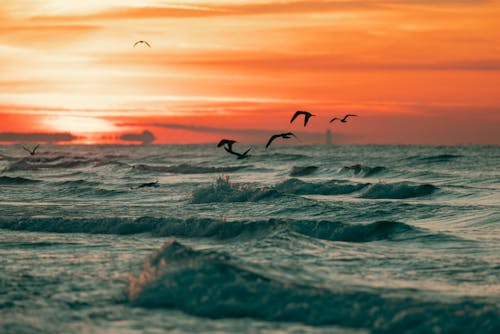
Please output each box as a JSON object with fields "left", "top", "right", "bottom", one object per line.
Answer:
{"left": 1, "top": 0, "right": 499, "bottom": 144}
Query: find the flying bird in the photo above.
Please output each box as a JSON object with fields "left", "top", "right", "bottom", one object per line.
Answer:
{"left": 217, "top": 139, "right": 237, "bottom": 150}
{"left": 22, "top": 144, "right": 40, "bottom": 156}
{"left": 265, "top": 132, "right": 298, "bottom": 149}
{"left": 290, "top": 110, "right": 315, "bottom": 127}
{"left": 133, "top": 40, "right": 151, "bottom": 48}
{"left": 330, "top": 114, "right": 357, "bottom": 123}
{"left": 224, "top": 147, "right": 251, "bottom": 160}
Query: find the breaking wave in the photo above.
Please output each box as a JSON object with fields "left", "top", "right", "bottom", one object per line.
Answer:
{"left": 191, "top": 175, "right": 282, "bottom": 203}
{"left": 132, "top": 163, "right": 249, "bottom": 174}
{"left": 126, "top": 240, "right": 500, "bottom": 332}
{"left": 0, "top": 216, "right": 435, "bottom": 243}
{"left": 275, "top": 178, "right": 368, "bottom": 195}
{"left": 359, "top": 181, "right": 438, "bottom": 199}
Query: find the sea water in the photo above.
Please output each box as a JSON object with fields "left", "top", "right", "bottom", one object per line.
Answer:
{"left": 0, "top": 144, "right": 499, "bottom": 333}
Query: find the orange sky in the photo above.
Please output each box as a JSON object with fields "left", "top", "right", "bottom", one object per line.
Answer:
{"left": 1, "top": 0, "right": 499, "bottom": 144}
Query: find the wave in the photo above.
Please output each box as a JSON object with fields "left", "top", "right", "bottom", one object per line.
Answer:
{"left": 289, "top": 220, "right": 420, "bottom": 242}
{"left": 275, "top": 178, "right": 368, "bottom": 195}
{"left": 0, "top": 216, "right": 433, "bottom": 243}
{"left": 418, "top": 154, "right": 463, "bottom": 163}
{"left": 126, "top": 240, "right": 500, "bottom": 332}
{"left": 54, "top": 179, "right": 101, "bottom": 187}
{"left": 132, "top": 163, "right": 249, "bottom": 174}
{"left": 0, "top": 175, "right": 40, "bottom": 185}
{"left": 289, "top": 166, "right": 318, "bottom": 177}
{"left": 191, "top": 175, "right": 282, "bottom": 203}
{"left": 4, "top": 156, "right": 90, "bottom": 171}
{"left": 339, "top": 164, "right": 387, "bottom": 177}
{"left": 359, "top": 181, "right": 438, "bottom": 199}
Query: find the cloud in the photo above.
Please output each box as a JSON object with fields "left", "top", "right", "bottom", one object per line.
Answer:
{"left": 28, "top": 0, "right": 490, "bottom": 22}
{"left": 0, "top": 132, "right": 76, "bottom": 143}
{"left": 161, "top": 52, "right": 500, "bottom": 72}
{"left": 29, "top": 1, "right": 380, "bottom": 22}
{"left": 119, "top": 130, "right": 156, "bottom": 144}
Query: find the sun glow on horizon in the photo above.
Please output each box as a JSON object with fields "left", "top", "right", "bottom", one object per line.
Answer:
{"left": 43, "top": 115, "right": 118, "bottom": 133}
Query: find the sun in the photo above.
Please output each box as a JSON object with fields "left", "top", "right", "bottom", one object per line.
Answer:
{"left": 43, "top": 116, "right": 118, "bottom": 133}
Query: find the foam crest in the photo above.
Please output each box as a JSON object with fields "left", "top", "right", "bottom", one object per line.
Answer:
{"left": 191, "top": 175, "right": 282, "bottom": 203}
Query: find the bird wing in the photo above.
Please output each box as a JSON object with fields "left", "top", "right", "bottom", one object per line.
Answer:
{"left": 22, "top": 146, "right": 31, "bottom": 153}
{"left": 217, "top": 139, "right": 228, "bottom": 147}
{"left": 303, "top": 114, "right": 313, "bottom": 126}
{"left": 217, "top": 139, "right": 236, "bottom": 148}
{"left": 242, "top": 148, "right": 251, "bottom": 156}
{"left": 32, "top": 144, "right": 40, "bottom": 154}
{"left": 290, "top": 111, "right": 302, "bottom": 123}
{"left": 343, "top": 114, "right": 357, "bottom": 121}
{"left": 134, "top": 41, "right": 151, "bottom": 48}
{"left": 224, "top": 147, "right": 238, "bottom": 156}
{"left": 266, "top": 134, "right": 279, "bottom": 149}
{"left": 330, "top": 117, "right": 339, "bottom": 123}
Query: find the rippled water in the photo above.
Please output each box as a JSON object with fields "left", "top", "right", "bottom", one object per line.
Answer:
{"left": 1, "top": 144, "right": 499, "bottom": 333}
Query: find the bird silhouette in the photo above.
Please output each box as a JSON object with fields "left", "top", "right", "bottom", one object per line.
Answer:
{"left": 224, "top": 146, "right": 251, "bottom": 159}
{"left": 217, "top": 139, "right": 237, "bottom": 150}
{"left": 133, "top": 40, "right": 151, "bottom": 48}
{"left": 22, "top": 144, "right": 39, "bottom": 156}
{"left": 330, "top": 114, "right": 357, "bottom": 123}
{"left": 265, "top": 132, "right": 298, "bottom": 149}
{"left": 290, "top": 110, "right": 315, "bottom": 126}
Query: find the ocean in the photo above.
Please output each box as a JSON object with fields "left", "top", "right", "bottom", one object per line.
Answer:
{"left": 0, "top": 144, "right": 499, "bottom": 333}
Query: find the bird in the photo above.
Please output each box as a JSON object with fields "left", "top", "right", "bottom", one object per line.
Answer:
{"left": 265, "top": 132, "right": 298, "bottom": 149}
{"left": 22, "top": 144, "right": 39, "bottom": 156}
{"left": 330, "top": 114, "right": 357, "bottom": 123}
{"left": 290, "top": 110, "right": 315, "bottom": 127}
{"left": 217, "top": 139, "right": 237, "bottom": 150}
{"left": 133, "top": 40, "right": 151, "bottom": 48}
{"left": 224, "top": 146, "right": 251, "bottom": 159}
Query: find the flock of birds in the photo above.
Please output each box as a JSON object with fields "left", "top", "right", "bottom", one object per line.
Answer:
{"left": 132, "top": 40, "right": 359, "bottom": 159}
{"left": 17, "top": 43, "right": 358, "bottom": 162}
{"left": 217, "top": 110, "right": 357, "bottom": 159}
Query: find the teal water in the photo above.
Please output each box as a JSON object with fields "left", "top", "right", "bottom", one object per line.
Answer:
{"left": 1, "top": 144, "right": 499, "bottom": 333}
